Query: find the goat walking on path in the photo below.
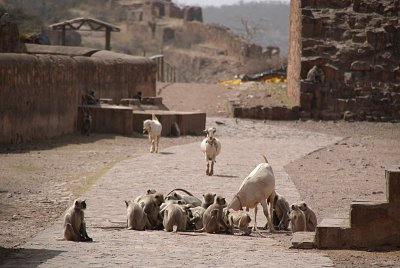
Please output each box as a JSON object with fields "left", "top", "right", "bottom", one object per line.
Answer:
{"left": 200, "top": 127, "right": 221, "bottom": 176}
{"left": 143, "top": 114, "right": 162, "bottom": 153}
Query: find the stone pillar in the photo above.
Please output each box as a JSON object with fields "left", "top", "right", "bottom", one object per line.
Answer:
{"left": 286, "top": 0, "right": 302, "bottom": 105}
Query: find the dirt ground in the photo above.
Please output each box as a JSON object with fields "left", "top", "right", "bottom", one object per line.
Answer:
{"left": 1, "top": 82, "right": 400, "bottom": 267}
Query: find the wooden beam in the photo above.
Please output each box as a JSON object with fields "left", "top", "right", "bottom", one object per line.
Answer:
{"left": 105, "top": 28, "right": 111, "bottom": 50}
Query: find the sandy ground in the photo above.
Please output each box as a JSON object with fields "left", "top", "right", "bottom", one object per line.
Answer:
{"left": 1, "top": 82, "right": 400, "bottom": 267}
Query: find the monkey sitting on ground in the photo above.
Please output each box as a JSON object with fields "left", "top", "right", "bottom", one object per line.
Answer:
{"left": 266, "top": 191, "right": 290, "bottom": 231}
{"left": 163, "top": 203, "right": 191, "bottom": 232}
{"left": 188, "top": 206, "right": 206, "bottom": 230}
{"left": 289, "top": 203, "right": 306, "bottom": 233}
{"left": 226, "top": 210, "right": 252, "bottom": 236}
{"left": 136, "top": 192, "right": 164, "bottom": 229}
{"left": 297, "top": 201, "right": 317, "bottom": 231}
{"left": 197, "top": 195, "right": 231, "bottom": 234}
{"left": 63, "top": 199, "right": 92, "bottom": 242}
{"left": 125, "top": 200, "right": 150, "bottom": 231}
{"left": 201, "top": 192, "right": 216, "bottom": 209}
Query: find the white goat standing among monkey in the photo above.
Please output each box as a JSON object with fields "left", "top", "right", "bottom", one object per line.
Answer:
{"left": 226, "top": 155, "right": 276, "bottom": 233}
{"left": 200, "top": 127, "right": 221, "bottom": 176}
{"left": 143, "top": 114, "right": 162, "bottom": 153}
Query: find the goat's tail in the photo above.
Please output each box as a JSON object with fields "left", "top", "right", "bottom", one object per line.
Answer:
{"left": 152, "top": 114, "right": 159, "bottom": 121}
{"left": 262, "top": 155, "right": 269, "bottom": 163}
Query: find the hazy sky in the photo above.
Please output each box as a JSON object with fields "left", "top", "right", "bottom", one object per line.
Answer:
{"left": 175, "top": 0, "right": 290, "bottom": 7}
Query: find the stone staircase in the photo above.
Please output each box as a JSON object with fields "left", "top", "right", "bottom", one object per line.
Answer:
{"left": 315, "top": 166, "right": 400, "bottom": 248}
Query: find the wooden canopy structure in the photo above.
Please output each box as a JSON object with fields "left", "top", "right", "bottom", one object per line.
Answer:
{"left": 50, "top": 18, "right": 120, "bottom": 50}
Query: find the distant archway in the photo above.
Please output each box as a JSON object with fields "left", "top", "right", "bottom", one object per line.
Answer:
{"left": 50, "top": 17, "right": 120, "bottom": 50}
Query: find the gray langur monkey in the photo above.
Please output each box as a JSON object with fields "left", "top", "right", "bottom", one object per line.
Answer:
{"left": 266, "top": 191, "right": 290, "bottom": 231}
{"left": 63, "top": 199, "right": 92, "bottom": 242}
{"left": 197, "top": 195, "right": 230, "bottom": 234}
{"left": 136, "top": 192, "right": 164, "bottom": 229}
{"left": 289, "top": 203, "right": 306, "bottom": 233}
{"left": 189, "top": 206, "right": 206, "bottom": 230}
{"left": 163, "top": 203, "right": 191, "bottom": 232}
{"left": 297, "top": 201, "right": 317, "bottom": 232}
{"left": 227, "top": 210, "right": 252, "bottom": 236}
{"left": 125, "top": 200, "right": 150, "bottom": 231}
{"left": 306, "top": 65, "right": 325, "bottom": 83}
{"left": 201, "top": 192, "right": 216, "bottom": 209}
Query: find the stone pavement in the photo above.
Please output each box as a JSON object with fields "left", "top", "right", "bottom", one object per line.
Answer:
{"left": 1, "top": 118, "right": 342, "bottom": 267}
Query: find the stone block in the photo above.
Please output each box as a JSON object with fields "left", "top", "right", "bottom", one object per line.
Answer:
{"left": 78, "top": 105, "right": 134, "bottom": 135}
{"left": 352, "top": 32, "right": 367, "bottom": 43}
{"left": 386, "top": 166, "right": 400, "bottom": 204}
{"left": 141, "top": 97, "right": 163, "bottom": 105}
{"left": 175, "top": 112, "right": 206, "bottom": 136}
{"left": 132, "top": 111, "right": 205, "bottom": 136}
{"left": 120, "top": 98, "right": 141, "bottom": 106}
{"left": 315, "top": 218, "right": 351, "bottom": 248}
{"left": 336, "top": 98, "right": 355, "bottom": 112}
{"left": 232, "top": 105, "right": 243, "bottom": 118}
{"left": 302, "top": 16, "right": 323, "bottom": 38}
{"left": 350, "top": 200, "right": 389, "bottom": 228}
{"left": 322, "top": 64, "right": 341, "bottom": 81}
{"left": 300, "top": 92, "right": 314, "bottom": 111}
{"left": 366, "top": 30, "right": 386, "bottom": 50}
{"left": 350, "top": 61, "right": 371, "bottom": 71}
{"left": 290, "top": 232, "right": 315, "bottom": 249}
{"left": 99, "top": 98, "right": 113, "bottom": 105}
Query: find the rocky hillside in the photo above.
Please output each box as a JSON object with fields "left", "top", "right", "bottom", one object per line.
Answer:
{"left": 1, "top": 0, "right": 287, "bottom": 83}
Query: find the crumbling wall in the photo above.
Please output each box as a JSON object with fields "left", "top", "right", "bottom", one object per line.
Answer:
{"left": 0, "top": 25, "right": 156, "bottom": 143}
{"left": 172, "top": 22, "right": 273, "bottom": 62}
{"left": 287, "top": 0, "right": 400, "bottom": 121}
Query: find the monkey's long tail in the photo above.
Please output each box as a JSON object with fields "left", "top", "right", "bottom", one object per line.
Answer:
{"left": 166, "top": 188, "right": 195, "bottom": 197}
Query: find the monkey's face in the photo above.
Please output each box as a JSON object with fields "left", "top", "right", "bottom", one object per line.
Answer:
{"left": 74, "top": 199, "right": 87, "bottom": 210}
{"left": 298, "top": 202, "right": 307, "bottom": 211}
{"left": 215, "top": 196, "right": 226, "bottom": 206}
{"left": 154, "top": 193, "right": 165, "bottom": 206}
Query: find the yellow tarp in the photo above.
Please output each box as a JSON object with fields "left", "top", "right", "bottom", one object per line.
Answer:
{"left": 218, "top": 74, "right": 286, "bottom": 85}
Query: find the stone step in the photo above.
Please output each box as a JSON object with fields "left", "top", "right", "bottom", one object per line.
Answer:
{"left": 315, "top": 218, "right": 350, "bottom": 248}
{"left": 290, "top": 231, "right": 315, "bottom": 249}
{"left": 350, "top": 200, "right": 389, "bottom": 228}
{"left": 386, "top": 166, "right": 400, "bottom": 204}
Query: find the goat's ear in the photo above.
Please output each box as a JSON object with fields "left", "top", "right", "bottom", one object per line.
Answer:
{"left": 125, "top": 200, "right": 129, "bottom": 207}
{"left": 203, "top": 129, "right": 208, "bottom": 135}
{"left": 291, "top": 204, "right": 295, "bottom": 210}
{"left": 212, "top": 127, "right": 216, "bottom": 133}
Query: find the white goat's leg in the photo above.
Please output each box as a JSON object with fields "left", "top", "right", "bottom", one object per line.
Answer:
{"left": 155, "top": 136, "right": 159, "bottom": 153}
{"left": 253, "top": 205, "right": 258, "bottom": 231}
{"left": 261, "top": 199, "right": 275, "bottom": 233}
{"left": 209, "top": 160, "right": 214, "bottom": 176}
{"left": 206, "top": 161, "right": 210, "bottom": 176}
{"left": 150, "top": 139, "right": 155, "bottom": 153}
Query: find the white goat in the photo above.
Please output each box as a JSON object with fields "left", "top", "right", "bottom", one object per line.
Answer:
{"left": 143, "top": 114, "right": 162, "bottom": 153}
{"left": 227, "top": 156, "right": 276, "bottom": 233}
{"left": 200, "top": 127, "right": 221, "bottom": 176}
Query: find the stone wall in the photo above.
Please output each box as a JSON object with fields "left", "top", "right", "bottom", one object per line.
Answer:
{"left": 172, "top": 22, "right": 274, "bottom": 62}
{"left": 0, "top": 24, "right": 156, "bottom": 143}
{"left": 287, "top": 0, "right": 400, "bottom": 121}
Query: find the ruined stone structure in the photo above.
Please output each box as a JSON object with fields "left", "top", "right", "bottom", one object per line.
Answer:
{"left": 316, "top": 166, "right": 400, "bottom": 248}
{"left": 288, "top": 0, "right": 400, "bottom": 121}
{"left": 0, "top": 22, "right": 156, "bottom": 143}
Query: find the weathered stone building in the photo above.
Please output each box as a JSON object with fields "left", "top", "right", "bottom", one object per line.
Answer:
{"left": 0, "top": 22, "right": 156, "bottom": 143}
{"left": 288, "top": 0, "right": 400, "bottom": 121}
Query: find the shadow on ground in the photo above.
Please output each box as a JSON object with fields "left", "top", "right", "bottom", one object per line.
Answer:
{"left": 0, "top": 247, "right": 66, "bottom": 267}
